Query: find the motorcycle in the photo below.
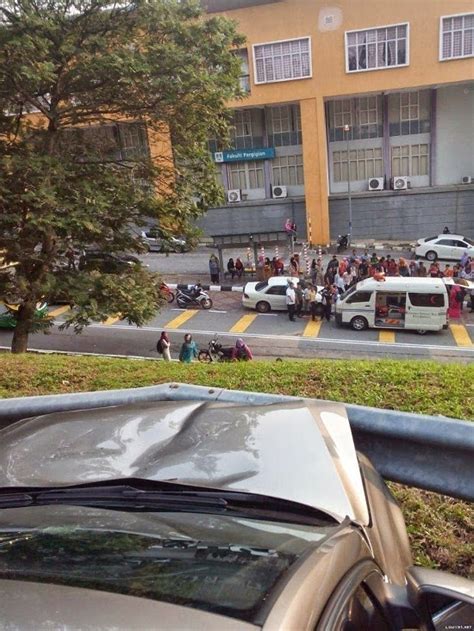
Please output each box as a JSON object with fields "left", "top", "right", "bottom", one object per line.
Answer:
{"left": 176, "top": 286, "right": 213, "bottom": 310}
{"left": 159, "top": 282, "right": 175, "bottom": 304}
{"left": 336, "top": 234, "right": 349, "bottom": 253}
{"left": 198, "top": 336, "right": 234, "bottom": 363}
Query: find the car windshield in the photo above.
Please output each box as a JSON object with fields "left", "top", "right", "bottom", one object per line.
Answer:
{"left": 425, "top": 236, "right": 438, "bottom": 242}
{"left": 255, "top": 281, "right": 268, "bottom": 291}
{"left": 463, "top": 237, "right": 473, "bottom": 246}
{"left": 0, "top": 507, "right": 331, "bottom": 623}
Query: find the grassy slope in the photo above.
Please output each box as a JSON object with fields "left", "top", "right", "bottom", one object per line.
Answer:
{"left": 1, "top": 354, "right": 473, "bottom": 577}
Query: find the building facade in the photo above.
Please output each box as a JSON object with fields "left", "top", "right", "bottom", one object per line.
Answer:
{"left": 198, "top": 0, "right": 474, "bottom": 243}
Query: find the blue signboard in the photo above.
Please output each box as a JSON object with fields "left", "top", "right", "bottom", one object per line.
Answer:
{"left": 214, "top": 148, "right": 275, "bottom": 163}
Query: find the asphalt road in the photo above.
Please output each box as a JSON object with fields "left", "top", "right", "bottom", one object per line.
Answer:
{"left": 2, "top": 248, "right": 472, "bottom": 362}
{"left": 1, "top": 289, "right": 473, "bottom": 363}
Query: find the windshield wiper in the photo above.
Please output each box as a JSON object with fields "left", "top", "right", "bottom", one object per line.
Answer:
{"left": 0, "top": 478, "right": 337, "bottom": 526}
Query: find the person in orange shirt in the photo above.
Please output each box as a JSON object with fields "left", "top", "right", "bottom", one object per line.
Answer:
{"left": 443, "top": 264, "right": 454, "bottom": 278}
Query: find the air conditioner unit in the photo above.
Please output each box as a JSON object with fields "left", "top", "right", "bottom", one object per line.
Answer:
{"left": 368, "top": 177, "right": 384, "bottom": 191}
{"left": 391, "top": 176, "right": 408, "bottom": 191}
{"left": 461, "top": 176, "right": 473, "bottom": 184}
{"left": 227, "top": 189, "right": 242, "bottom": 203}
{"left": 272, "top": 185, "right": 288, "bottom": 199}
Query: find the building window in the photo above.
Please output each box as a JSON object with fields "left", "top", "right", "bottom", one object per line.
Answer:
{"left": 440, "top": 14, "right": 474, "bottom": 60}
{"left": 357, "top": 96, "right": 379, "bottom": 138}
{"left": 400, "top": 91, "right": 419, "bottom": 122}
{"left": 234, "top": 110, "right": 253, "bottom": 140}
{"left": 229, "top": 160, "right": 264, "bottom": 189}
{"left": 272, "top": 155, "right": 304, "bottom": 185}
{"left": 253, "top": 37, "right": 311, "bottom": 84}
{"left": 235, "top": 49, "right": 251, "bottom": 92}
{"left": 333, "top": 147, "right": 383, "bottom": 182}
{"left": 346, "top": 24, "right": 408, "bottom": 72}
{"left": 389, "top": 90, "right": 431, "bottom": 136}
{"left": 392, "top": 144, "right": 429, "bottom": 176}
{"left": 117, "top": 122, "right": 149, "bottom": 160}
{"left": 267, "top": 105, "right": 302, "bottom": 146}
{"left": 327, "top": 98, "right": 382, "bottom": 141}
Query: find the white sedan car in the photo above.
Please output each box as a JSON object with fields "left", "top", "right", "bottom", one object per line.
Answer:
{"left": 415, "top": 234, "right": 474, "bottom": 261}
{"left": 242, "top": 275, "right": 323, "bottom": 313}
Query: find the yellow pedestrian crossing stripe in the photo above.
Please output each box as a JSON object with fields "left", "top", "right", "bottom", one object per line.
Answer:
{"left": 103, "top": 314, "right": 121, "bottom": 326}
{"left": 379, "top": 330, "right": 395, "bottom": 343}
{"left": 303, "top": 319, "right": 322, "bottom": 337}
{"left": 450, "top": 324, "right": 473, "bottom": 347}
{"left": 48, "top": 305, "right": 70, "bottom": 318}
{"left": 230, "top": 314, "right": 257, "bottom": 334}
{"left": 164, "top": 309, "right": 198, "bottom": 329}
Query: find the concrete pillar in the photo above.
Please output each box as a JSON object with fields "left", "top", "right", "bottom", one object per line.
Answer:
{"left": 300, "top": 97, "right": 330, "bottom": 245}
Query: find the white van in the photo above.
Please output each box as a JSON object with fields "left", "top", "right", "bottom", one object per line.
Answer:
{"left": 335, "top": 277, "right": 449, "bottom": 333}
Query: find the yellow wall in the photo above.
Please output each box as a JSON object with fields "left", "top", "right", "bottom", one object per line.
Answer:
{"left": 218, "top": 0, "right": 473, "bottom": 243}
{"left": 225, "top": 0, "right": 474, "bottom": 106}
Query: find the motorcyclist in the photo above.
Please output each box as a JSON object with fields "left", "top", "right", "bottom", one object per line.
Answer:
{"left": 232, "top": 338, "right": 253, "bottom": 361}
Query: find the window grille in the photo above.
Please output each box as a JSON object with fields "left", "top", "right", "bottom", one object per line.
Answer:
{"left": 441, "top": 14, "right": 474, "bottom": 60}
{"left": 346, "top": 23, "right": 408, "bottom": 72}
{"left": 254, "top": 38, "right": 311, "bottom": 84}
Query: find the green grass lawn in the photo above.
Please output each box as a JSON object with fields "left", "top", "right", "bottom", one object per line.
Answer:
{"left": 1, "top": 354, "right": 472, "bottom": 577}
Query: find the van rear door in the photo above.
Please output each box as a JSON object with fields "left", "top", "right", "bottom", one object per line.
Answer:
{"left": 406, "top": 291, "right": 447, "bottom": 330}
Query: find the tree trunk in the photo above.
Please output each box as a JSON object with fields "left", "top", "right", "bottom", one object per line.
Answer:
{"left": 11, "top": 302, "right": 35, "bottom": 353}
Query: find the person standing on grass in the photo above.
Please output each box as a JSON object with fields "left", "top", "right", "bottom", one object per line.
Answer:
{"left": 179, "top": 333, "right": 198, "bottom": 363}
{"left": 286, "top": 279, "right": 296, "bottom": 322}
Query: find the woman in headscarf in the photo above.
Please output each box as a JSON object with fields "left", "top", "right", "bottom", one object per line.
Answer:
{"left": 157, "top": 331, "right": 171, "bottom": 361}
{"left": 232, "top": 338, "right": 253, "bottom": 360}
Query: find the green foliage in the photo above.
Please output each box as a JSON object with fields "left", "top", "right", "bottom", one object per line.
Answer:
{"left": 0, "top": 0, "right": 244, "bottom": 350}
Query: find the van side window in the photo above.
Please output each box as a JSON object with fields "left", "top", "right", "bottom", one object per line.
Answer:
{"left": 408, "top": 293, "right": 445, "bottom": 307}
{"left": 346, "top": 291, "right": 372, "bottom": 304}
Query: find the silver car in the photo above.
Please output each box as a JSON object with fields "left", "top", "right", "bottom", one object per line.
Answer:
{"left": 0, "top": 399, "right": 472, "bottom": 629}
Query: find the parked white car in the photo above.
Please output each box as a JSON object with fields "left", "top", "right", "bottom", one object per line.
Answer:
{"left": 242, "top": 276, "right": 323, "bottom": 313}
{"left": 415, "top": 234, "right": 474, "bottom": 261}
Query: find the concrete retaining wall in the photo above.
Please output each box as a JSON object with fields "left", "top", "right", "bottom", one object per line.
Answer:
{"left": 329, "top": 186, "right": 474, "bottom": 240}
{"left": 195, "top": 186, "right": 474, "bottom": 242}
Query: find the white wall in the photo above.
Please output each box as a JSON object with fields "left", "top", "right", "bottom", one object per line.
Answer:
{"left": 436, "top": 84, "right": 474, "bottom": 185}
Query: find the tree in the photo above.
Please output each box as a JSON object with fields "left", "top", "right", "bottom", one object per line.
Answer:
{"left": 0, "top": 0, "right": 244, "bottom": 352}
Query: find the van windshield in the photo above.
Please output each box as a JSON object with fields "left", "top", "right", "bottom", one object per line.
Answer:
{"left": 340, "top": 286, "right": 356, "bottom": 301}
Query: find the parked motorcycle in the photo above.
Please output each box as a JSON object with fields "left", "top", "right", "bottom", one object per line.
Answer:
{"left": 176, "top": 286, "right": 213, "bottom": 310}
{"left": 336, "top": 234, "right": 349, "bottom": 253}
{"left": 198, "top": 336, "right": 234, "bottom": 363}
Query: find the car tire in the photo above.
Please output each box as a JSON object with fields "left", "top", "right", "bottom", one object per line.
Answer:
{"left": 416, "top": 329, "right": 428, "bottom": 335}
{"left": 256, "top": 301, "right": 271, "bottom": 313}
{"left": 351, "top": 316, "right": 368, "bottom": 331}
{"left": 426, "top": 250, "right": 437, "bottom": 261}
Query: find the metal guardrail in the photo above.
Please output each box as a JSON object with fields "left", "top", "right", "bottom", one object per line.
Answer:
{"left": 0, "top": 383, "right": 472, "bottom": 501}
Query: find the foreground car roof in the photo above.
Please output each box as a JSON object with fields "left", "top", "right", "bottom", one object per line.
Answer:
{"left": 0, "top": 400, "right": 369, "bottom": 524}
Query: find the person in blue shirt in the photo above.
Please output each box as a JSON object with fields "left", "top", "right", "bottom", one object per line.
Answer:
{"left": 179, "top": 334, "right": 198, "bottom": 363}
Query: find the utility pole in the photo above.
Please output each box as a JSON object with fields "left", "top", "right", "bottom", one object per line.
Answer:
{"left": 344, "top": 124, "right": 352, "bottom": 245}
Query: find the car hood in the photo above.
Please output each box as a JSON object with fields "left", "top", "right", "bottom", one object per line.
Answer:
{"left": 0, "top": 400, "right": 369, "bottom": 524}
